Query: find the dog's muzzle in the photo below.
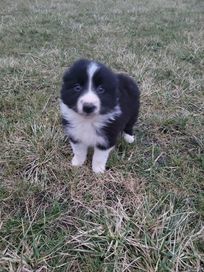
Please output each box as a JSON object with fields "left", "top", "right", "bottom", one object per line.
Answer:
{"left": 82, "top": 103, "right": 96, "bottom": 114}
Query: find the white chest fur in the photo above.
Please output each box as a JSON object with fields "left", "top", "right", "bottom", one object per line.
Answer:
{"left": 60, "top": 101, "right": 121, "bottom": 147}
{"left": 66, "top": 114, "right": 106, "bottom": 147}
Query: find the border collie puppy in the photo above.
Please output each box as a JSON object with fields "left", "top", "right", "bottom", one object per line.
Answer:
{"left": 60, "top": 59, "right": 140, "bottom": 173}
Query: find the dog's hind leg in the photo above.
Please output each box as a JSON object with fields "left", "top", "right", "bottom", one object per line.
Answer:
{"left": 123, "top": 115, "right": 138, "bottom": 144}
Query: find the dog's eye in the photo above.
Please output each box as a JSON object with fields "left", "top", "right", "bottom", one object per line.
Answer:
{"left": 97, "top": 85, "right": 105, "bottom": 94}
{"left": 73, "top": 84, "right": 81, "bottom": 92}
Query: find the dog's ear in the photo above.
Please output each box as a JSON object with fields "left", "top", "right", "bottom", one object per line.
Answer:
{"left": 62, "top": 69, "right": 70, "bottom": 83}
{"left": 115, "top": 74, "right": 120, "bottom": 96}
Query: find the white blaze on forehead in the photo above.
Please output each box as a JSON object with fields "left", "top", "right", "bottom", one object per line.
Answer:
{"left": 87, "top": 62, "right": 99, "bottom": 91}
{"left": 77, "top": 62, "right": 100, "bottom": 114}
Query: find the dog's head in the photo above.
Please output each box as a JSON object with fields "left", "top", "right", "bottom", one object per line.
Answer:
{"left": 61, "top": 59, "right": 118, "bottom": 116}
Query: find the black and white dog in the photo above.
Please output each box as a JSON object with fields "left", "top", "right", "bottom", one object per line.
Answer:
{"left": 60, "top": 59, "right": 140, "bottom": 173}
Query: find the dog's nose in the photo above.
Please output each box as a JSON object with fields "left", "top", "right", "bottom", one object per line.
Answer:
{"left": 83, "top": 103, "right": 96, "bottom": 114}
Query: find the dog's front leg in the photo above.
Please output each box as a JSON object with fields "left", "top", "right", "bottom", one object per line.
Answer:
{"left": 70, "top": 142, "right": 88, "bottom": 166}
{"left": 92, "top": 147, "right": 114, "bottom": 173}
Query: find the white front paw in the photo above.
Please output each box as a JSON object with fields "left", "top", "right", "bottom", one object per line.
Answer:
{"left": 71, "top": 156, "right": 84, "bottom": 166}
{"left": 92, "top": 162, "right": 105, "bottom": 173}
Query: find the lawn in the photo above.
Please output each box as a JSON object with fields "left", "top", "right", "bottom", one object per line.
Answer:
{"left": 0, "top": 0, "right": 204, "bottom": 271}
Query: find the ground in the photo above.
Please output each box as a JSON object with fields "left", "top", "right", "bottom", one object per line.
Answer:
{"left": 0, "top": 0, "right": 204, "bottom": 271}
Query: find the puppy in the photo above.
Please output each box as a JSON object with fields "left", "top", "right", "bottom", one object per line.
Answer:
{"left": 60, "top": 59, "right": 140, "bottom": 173}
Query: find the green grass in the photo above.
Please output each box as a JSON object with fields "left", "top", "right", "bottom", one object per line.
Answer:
{"left": 0, "top": 0, "right": 204, "bottom": 271}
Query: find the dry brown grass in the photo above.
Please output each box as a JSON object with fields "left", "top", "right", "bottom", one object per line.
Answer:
{"left": 0, "top": 0, "right": 204, "bottom": 271}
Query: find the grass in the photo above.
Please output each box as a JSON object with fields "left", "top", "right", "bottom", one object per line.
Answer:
{"left": 0, "top": 0, "right": 204, "bottom": 271}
